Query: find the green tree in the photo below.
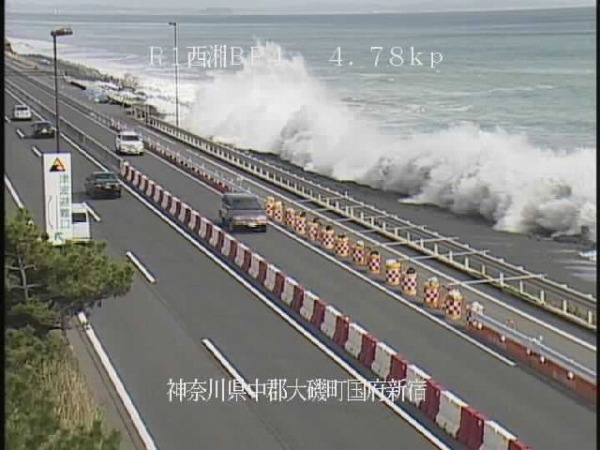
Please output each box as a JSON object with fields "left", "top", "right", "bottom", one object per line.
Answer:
{"left": 4, "top": 209, "right": 130, "bottom": 449}
{"left": 5, "top": 209, "right": 134, "bottom": 334}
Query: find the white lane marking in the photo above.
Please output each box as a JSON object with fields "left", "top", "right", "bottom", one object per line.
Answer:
{"left": 15, "top": 128, "right": 25, "bottom": 138}
{"left": 77, "top": 312, "right": 158, "bottom": 450}
{"left": 84, "top": 202, "right": 101, "bottom": 222}
{"left": 125, "top": 251, "right": 156, "bottom": 284}
{"left": 31, "top": 145, "right": 42, "bottom": 157}
{"left": 59, "top": 132, "right": 452, "bottom": 450}
{"left": 3, "top": 83, "right": 566, "bottom": 364}
{"left": 3, "top": 120, "right": 157, "bottom": 450}
{"left": 201, "top": 338, "right": 258, "bottom": 401}
{"left": 135, "top": 122, "right": 597, "bottom": 352}
{"left": 4, "top": 174, "right": 25, "bottom": 209}
{"left": 126, "top": 136, "right": 516, "bottom": 366}
{"left": 4, "top": 115, "right": 11, "bottom": 123}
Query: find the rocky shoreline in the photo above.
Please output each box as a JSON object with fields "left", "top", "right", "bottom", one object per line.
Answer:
{"left": 5, "top": 39, "right": 162, "bottom": 117}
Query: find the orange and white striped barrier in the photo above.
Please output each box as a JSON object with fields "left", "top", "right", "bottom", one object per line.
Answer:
{"left": 402, "top": 267, "right": 418, "bottom": 296}
{"left": 385, "top": 259, "right": 402, "bottom": 286}
{"left": 321, "top": 226, "right": 335, "bottom": 251}
{"left": 295, "top": 211, "right": 307, "bottom": 236}
{"left": 284, "top": 206, "right": 296, "bottom": 229}
{"left": 444, "top": 289, "right": 463, "bottom": 321}
{"left": 272, "top": 201, "right": 283, "bottom": 223}
{"left": 367, "top": 251, "right": 381, "bottom": 275}
{"left": 352, "top": 241, "right": 366, "bottom": 266}
{"left": 308, "top": 218, "right": 320, "bottom": 241}
{"left": 424, "top": 277, "right": 441, "bottom": 309}
{"left": 335, "top": 234, "right": 350, "bottom": 258}
{"left": 265, "top": 196, "right": 275, "bottom": 218}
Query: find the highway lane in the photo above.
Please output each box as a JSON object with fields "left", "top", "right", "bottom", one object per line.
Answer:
{"left": 4, "top": 109, "right": 287, "bottom": 450}
{"left": 10, "top": 58, "right": 597, "bottom": 304}
{"left": 13, "top": 65, "right": 597, "bottom": 334}
{"left": 7, "top": 68, "right": 596, "bottom": 358}
{"left": 6, "top": 82, "right": 596, "bottom": 449}
{"left": 4, "top": 98, "right": 442, "bottom": 450}
{"left": 22, "top": 67, "right": 598, "bottom": 349}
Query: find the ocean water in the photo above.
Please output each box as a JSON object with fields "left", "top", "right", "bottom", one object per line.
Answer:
{"left": 5, "top": 7, "right": 597, "bottom": 241}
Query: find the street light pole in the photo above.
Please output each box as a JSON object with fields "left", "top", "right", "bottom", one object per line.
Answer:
{"left": 168, "top": 21, "right": 180, "bottom": 127}
{"left": 50, "top": 27, "right": 73, "bottom": 153}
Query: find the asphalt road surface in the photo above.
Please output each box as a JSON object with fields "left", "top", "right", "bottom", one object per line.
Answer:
{"left": 4, "top": 93, "right": 442, "bottom": 450}
{"left": 5, "top": 71, "right": 597, "bottom": 450}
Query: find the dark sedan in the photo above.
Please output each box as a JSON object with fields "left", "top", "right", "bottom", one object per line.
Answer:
{"left": 29, "top": 120, "right": 56, "bottom": 139}
{"left": 84, "top": 171, "right": 122, "bottom": 199}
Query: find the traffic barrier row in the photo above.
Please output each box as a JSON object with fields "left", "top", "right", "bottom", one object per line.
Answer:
{"left": 104, "top": 116, "right": 230, "bottom": 195}
{"left": 122, "top": 140, "right": 468, "bottom": 323}
{"left": 265, "top": 197, "right": 472, "bottom": 323}
{"left": 124, "top": 126, "right": 593, "bottom": 405}
{"left": 467, "top": 303, "right": 597, "bottom": 404}
{"left": 119, "top": 161, "right": 531, "bottom": 450}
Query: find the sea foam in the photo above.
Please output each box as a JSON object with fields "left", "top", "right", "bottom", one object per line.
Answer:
{"left": 184, "top": 43, "right": 597, "bottom": 242}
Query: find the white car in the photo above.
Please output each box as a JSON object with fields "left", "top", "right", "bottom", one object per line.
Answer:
{"left": 115, "top": 130, "right": 144, "bottom": 155}
{"left": 12, "top": 104, "right": 32, "bottom": 121}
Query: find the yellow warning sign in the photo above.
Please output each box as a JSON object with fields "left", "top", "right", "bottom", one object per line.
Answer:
{"left": 49, "top": 157, "right": 66, "bottom": 172}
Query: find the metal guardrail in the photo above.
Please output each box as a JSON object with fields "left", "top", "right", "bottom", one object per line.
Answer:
{"left": 6, "top": 74, "right": 597, "bottom": 377}
{"left": 468, "top": 305, "right": 596, "bottom": 384}
{"left": 130, "top": 108, "right": 596, "bottom": 330}
{"left": 7, "top": 66, "right": 596, "bottom": 331}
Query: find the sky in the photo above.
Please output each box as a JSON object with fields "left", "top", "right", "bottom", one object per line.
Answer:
{"left": 5, "top": 0, "right": 595, "bottom": 14}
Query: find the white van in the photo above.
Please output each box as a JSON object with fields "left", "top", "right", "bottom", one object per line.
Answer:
{"left": 115, "top": 130, "right": 144, "bottom": 155}
{"left": 71, "top": 203, "right": 91, "bottom": 243}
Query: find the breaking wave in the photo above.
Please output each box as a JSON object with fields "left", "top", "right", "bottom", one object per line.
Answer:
{"left": 184, "top": 42, "right": 596, "bottom": 242}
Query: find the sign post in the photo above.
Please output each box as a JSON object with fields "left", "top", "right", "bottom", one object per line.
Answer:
{"left": 43, "top": 153, "right": 73, "bottom": 245}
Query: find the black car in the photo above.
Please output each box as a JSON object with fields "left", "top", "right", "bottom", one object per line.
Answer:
{"left": 30, "top": 120, "right": 56, "bottom": 139}
{"left": 84, "top": 171, "right": 122, "bottom": 199}
{"left": 218, "top": 192, "right": 268, "bottom": 232}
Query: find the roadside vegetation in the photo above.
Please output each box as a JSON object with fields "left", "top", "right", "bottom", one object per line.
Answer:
{"left": 5, "top": 209, "right": 134, "bottom": 449}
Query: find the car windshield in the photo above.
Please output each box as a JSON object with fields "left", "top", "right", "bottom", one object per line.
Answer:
{"left": 94, "top": 173, "right": 117, "bottom": 182}
{"left": 15, "top": 106, "right": 28, "bottom": 111}
{"left": 231, "top": 197, "right": 262, "bottom": 210}
{"left": 72, "top": 212, "right": 88, "bottom": 223}
{"left": 121, "top": 134, "right": 140, "bottom": 141}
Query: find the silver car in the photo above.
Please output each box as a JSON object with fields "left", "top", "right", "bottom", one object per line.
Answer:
{"left": 219, "top": 193, "right": 268, "bottom": 232}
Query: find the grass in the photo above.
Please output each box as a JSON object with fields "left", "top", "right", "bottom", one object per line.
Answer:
{"left": 40, "top": 331, "right": 110, "bottom": 434}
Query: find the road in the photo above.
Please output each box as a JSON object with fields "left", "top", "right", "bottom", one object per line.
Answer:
{"left": 8, "top": 63, "right": 596, "bottom": 351}
{"left": 6, "top": 67, "right": 597, "bottom": 449}
{"left": 4, "top": 92, "right": 442, "bottom": 449}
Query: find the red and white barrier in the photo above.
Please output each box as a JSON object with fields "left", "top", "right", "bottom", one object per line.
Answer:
{"left": 264, "top": 264, "right": 280, "bottom": 292}
{"left": 436, "top": 390, "right": 466, "bottom": 438}
{"left": 300, "top": 291, "right": 318, "bottom": 321}
{"left": 119, "top": 161, "right": 532, "bottom": 450}
{"left": 483, "top": 420, "right": 517, "bottom": 450}
{"left": 406, "top": 364, "right": 430, "bottom": 407}
{"left": 345, "top": 322, "right": 368, "bottom": 359}
{"left": 281, "top": 278, "right": 298, "bottom": 305}
{"left": 371, "top": 342, "right": 397, "bottom": 380}
{"left": 321, "top": 305, "right": 343, "bottom": 339}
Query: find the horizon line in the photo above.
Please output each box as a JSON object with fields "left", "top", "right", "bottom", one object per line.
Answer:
{"left": 5, "top": 4, "right": 595, "bottom": 16}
